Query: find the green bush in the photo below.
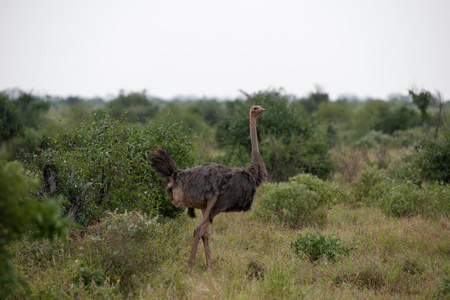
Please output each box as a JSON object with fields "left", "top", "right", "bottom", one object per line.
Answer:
{"left": 366, "top": 177, "right": 396, "bottom": 205}
{"left": 82, "top": 210, "right": 160, "bottom": 292}
{"left": 353, "top": 131, "right": 392, "bottom": 149}
{"left": 389, "top": 159, "right": 423, "bottom": 186}
{"left": 377, "top": 181, "right": 422, "bottom": 217}
{"left": 290, "top": 232, "right": 353, "bottom": 262}
{"left": 0, "top": 91, "right": 51, "bottom": 158}
{"left": 10, "top": 210, "right": 189, "bottom": 297}
{"left": 413, "top": 130, "right": 450, "bottom": 184}
{"left": 76, "top": 266, "right": 106, "bottom": 288}
{"left": 353, "top": 130, "right": 420, "bottom": 150}
{"left": 109, "top": 90, "right": 159, "bottom": 122}
{"left": 216, "top": 90, "right": 332, "bottom": 181}
{"left": 0, "top": 158, "right": 68, "bottom": 298}
{"left": 70, "top": 210, "right": 190, "bottom": 294}
{"left": 255, "top": 173, "right": 346, "bottom": 228}
{"left": 351, "top": 164, "right": 387, "bottom": 204}
{"left": 23, "top": 107, "right": 194, "bottom": 225}
{"left": 379, "top": 181, "right": 450, "bottom": 217}
{"left": 351, "top": 164, "right": 450, "bottom": 217}
{"left": 348, "top": 100, "right": 420, "bottom": 140}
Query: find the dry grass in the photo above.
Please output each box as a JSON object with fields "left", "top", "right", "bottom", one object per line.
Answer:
{"left": 10, "top": 200, "right": 450, "bottom": 299}
{"left": 140, "top": 203, "right": 448, "bottom": 299}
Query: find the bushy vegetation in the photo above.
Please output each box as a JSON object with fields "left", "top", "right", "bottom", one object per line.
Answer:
{"left": 23, "top": 107, "right": 194, "bottom": 225}
{"left": 2, "top": 86, "right": 449, "bottom": 299}
{"left": 72, "top": 210, "right": 165, "bottom": 293}
{"left": 254, "top": 173, "right": 347, "bottom": 228}
{"left": 351, "top": 164, "right": 450, "bottom": 217}
{"left": 8, "top": 204, "right": 449, "bottom": 299}
{"left": 10, "top": 210, "right": 191, "bottom": 298}
{"left": 0, "top": 158, "right": 67, "bottom": 298}
{"left": 412, "top": 129, "right": 450, "bottom": 183}
{"left": 0, "top": 92, "right": 51, "bottom": 157}
{"left": 108, "top": 90, "right": 160, "bottom": 122}
{"left": 217, "top": 90, "right": 332, "bottom": 181}
{"left": 290, "top": 232, "right": 353, "bottom": 262}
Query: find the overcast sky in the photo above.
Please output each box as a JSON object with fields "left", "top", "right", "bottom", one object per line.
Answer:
{"left": 1, "top": 0, "right": 449, "bottom": 100}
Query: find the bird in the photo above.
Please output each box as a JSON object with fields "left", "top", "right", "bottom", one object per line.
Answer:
{"left": 150, "top": 105, "right": 267, "bottom": 270}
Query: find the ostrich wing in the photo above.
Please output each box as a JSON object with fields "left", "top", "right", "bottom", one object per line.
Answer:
{"left": 176, "top": 163, "right": 232, "bottom": 207}
{"left": 209, "top": 170, "right": 257, "bottom": 220}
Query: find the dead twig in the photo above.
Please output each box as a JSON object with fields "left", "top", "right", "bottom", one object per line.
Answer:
{"left": 92, "top": 115, "right": 126, "bottom": 139}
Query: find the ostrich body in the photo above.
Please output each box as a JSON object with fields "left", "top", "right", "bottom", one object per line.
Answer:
{"left": 151, "top": 105, "right": 267, "bottom": 269}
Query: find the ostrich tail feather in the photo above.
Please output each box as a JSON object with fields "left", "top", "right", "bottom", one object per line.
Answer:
{"left": 150, "top": 147, "right": 177, "bottom": 178}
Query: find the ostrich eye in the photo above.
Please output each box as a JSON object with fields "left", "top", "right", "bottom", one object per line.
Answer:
{"left": 253, "top": 107, "right": 257, "bottom": 110}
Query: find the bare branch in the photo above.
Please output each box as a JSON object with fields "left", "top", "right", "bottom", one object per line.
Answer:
{"left": 68, "top": 182, "right": 93, "bottom": 219}
{"left": 238, "top": 89, "right": 251, "bottom": 99}
{"left": 92, "top": 114, "right": 126, "bottom": 139}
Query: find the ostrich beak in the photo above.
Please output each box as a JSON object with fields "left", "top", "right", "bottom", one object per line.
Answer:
{"left": 261, "top": 108, "right": 267, "bottom": 112}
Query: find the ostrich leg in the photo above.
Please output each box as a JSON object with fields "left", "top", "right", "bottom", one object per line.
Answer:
{"left": 187, "top": 195, "right": 218, "bottom": 270}
{"left": 201, "top": 208, "right": 220, "bottom": 269}
{"left": 202, "top": 229, "right": 212, "bottom": 269}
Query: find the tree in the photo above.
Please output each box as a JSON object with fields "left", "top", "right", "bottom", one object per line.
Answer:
{"left": 434, "top": 91, "right": 445, "bottom": 141}
{"left": 109, "top": 90, "right": 159, "bottom": 122}
{"left": 0, "top": 92, "right": 22, "bottom": 142}
{"left": 216, "top": 89, "right": 332, "bottom": 181}
{"left": 409, "top": 89, "right": 432, "bottom": 139}
{"left": 0, "top": 91, "right": 51, "bottom": 157}
{"left": 413, "top": 129, "right": 450, "bottom": 183}
{"left": 299, "top": 86, "right": 330, "bottom": 113}
{"left": 348, "top": 100, "right": 420, "bottom": 142}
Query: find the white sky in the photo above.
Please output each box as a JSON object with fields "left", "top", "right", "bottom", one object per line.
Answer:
{"left": 1, "top": 0, "right": 449, "bottom": 100}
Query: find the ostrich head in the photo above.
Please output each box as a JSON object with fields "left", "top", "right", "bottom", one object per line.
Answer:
{"left": 250, "top": 105, "right": 267, "bottom": 118}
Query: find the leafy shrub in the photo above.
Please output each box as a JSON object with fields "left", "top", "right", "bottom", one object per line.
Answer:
{"left": 0, "top": 158, "right": 68, "bottom": 298}
{"left": 261, "top": 132, "right": 332, "bottom": 182}
{"left": 354, "top": 131, "right": 391, "bottom": 149}
{"left": 349, "top": 100, "right": 420, "bottom": 140}
{"left": 0, "top": 92, "right": 51, "bottom": 157}
{"left": 389, "top": 159, "right": 423, "bottom": 186}
{"left": 377, "top": 181, "right": 422, "bottom": 217}
{"left": 290, "top": 232, "right": 353, "bottom": 262}
{"left": 386, "top": 130, "right": 450, "bottom": 186}
{"left": 109, "top": 90, "right": 159, "bottom": 122}
{"left": 216, "top": 89, "right": 332, "bottom": 181}
{"left": 389, "top": 130, "right": 421, "bottom": 148}
{"left": 76, "top": 266, "right": 106, "bottom": 287}
{"left": 23, "top": 108, "right": 194, "bottom": 224}
{"left": 413, "top": 130, "right": 450, "bottom": 183}
{"left": 11, "top": 210, "right": 188, "bottom": 297}
{"left": 351, "top": 164, "right": 450, "bottom": 217}
{"left": 379, "top": 182, "right": 450, "bottom": 217}
{"left": 255, "top": 173, "right": 346, "bottom": 228}
{"left": 351, "top": 164, "right": 387, "bottom": 204}
{"left": 366, "top": 177, "right": 396, "bottom": 205}
{"left": 78, "top": 210, "right": 162, "bottom": 293}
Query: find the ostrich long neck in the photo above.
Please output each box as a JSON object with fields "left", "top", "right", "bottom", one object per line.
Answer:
{"left": 250, "top": 116, "right": 260, "bottom": 158}
{"left": 249, "top": 115, "right": 267, "bottom": 186}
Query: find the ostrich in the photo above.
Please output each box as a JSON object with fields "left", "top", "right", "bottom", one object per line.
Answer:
{"left": 150, "top": 105, "right": 267, "bottom": 270}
